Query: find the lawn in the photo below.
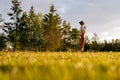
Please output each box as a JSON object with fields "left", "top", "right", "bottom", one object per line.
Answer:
{"left": 0, "top": 52, "right": 120, "bottom": 80}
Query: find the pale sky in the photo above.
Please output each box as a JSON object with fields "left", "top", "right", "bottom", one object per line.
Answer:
{"left": 0, "top": 0, "right": 120, "bottom": 41}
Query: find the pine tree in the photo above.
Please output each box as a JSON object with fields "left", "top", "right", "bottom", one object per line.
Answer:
{"left": 14, "top": 6, "right": 43, "bottom": 51}
{"left": 0, "top": 14, "right": 7, "bottom": 50}
{"left": 8, "top": 0, "right": 22, "bottom": 30}
{"left": 70, "top": 28, "right": 80, "bottom": 51}
{"left": 27, "top": 6, "right": 43, "bottom": 51}
{"left": 42, "top": 5, "right": 62, "bottom": 51}
{"left": 19, "top": 12, "right": 29, "bottom": 50}
{"left": 91, "top": 33, "right": 100, "bottom": 51}
{"left": 5, "top": 0, "right": 22, "bottom": 51}
{"left": 0, "top": 34, "right": 7, "bottom": 50}
{"left": 61, "top": 20, "right": 71, "bottom": 51}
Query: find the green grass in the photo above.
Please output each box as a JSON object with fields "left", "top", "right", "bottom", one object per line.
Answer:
{"left": 0, "top": 52, "right": 120, "bottom": 80}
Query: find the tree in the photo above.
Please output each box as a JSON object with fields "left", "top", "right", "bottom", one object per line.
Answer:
{"left": 0, "top": 34, "right": 7, "bottom": 50}
{"left": 91, "top": 33, "right": 100, "bottom": 51}
{"left": 60, "top": 20, "right": 71, "bottom": 51}
{"left": 0, "top": 14, "right": 7, "bottom": 50}
{"left": 91, "top": 33, "right": 100, "bottom": 42}
{"left": 19, "top": 12, "right": 29, "bottom": 50}
{"left": 114, "top": 39, "right": 120, "bottom": 51}
{"left": 84, "top": 36, "right": 90, "bottom": 52}
{"left": 18, "top": 6, "right": 44, "bottom": 51}
{"left": 8, "top": 0, "right": 22, "bottom": 30}
{"left": 70, "top": 28, "right": 80, "bottom": 51}
{"left": 0, "top": 14, "right": 4, "bottom": 29}
{"left": 26, "top": 6, "right": 43, "bottom": 51}
{"left": 5, "top": 0, "right": 22, "bottom": 51}
{"left": 42, "top": 5, "right": 62, "bottom": 51}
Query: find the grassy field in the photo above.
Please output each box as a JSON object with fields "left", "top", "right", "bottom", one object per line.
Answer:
{"left": 0, "top": 52, "right": 120, "bottom": 80}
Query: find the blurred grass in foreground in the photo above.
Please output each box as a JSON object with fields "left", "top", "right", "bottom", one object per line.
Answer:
{"left": 0, "top": 52, "right": 120, "bottom": 80}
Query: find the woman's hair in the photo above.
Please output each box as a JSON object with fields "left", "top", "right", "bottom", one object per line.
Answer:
{"left": 79, "top": 21, "right": 85, "bottom": 25}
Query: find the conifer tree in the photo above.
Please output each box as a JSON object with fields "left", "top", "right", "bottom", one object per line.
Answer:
{"left": 27, "top": 6, "right": 43, "bottom": 51}
{"left": 0, "top": 14, "right": 7, "bottom": 50}
{"left": 61, "top": 20, "right": 71, "bottom": 51}
{"left": 19, "top": 12, "right": 29, "bottom": 50}
{"left": 5, "top": 0, "right": 22, "bottom": 51}
{"left": 70, "top": 28, "right": 80, "bottom": 51}
{"left": 42, "top": 5, "right": 62, "bottom": 51}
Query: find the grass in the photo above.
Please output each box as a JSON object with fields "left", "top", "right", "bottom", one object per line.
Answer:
{"left": 0, "top": 51, "right": 120, "bottom": 80}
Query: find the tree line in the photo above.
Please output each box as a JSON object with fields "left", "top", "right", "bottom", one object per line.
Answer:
{"left": 0, "top": 0, "right": 120, "bottom": 52}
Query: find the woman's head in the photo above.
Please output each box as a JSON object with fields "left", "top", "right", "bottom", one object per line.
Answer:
{"left": 79, "top": 21, "right": 85, "bottom": 25}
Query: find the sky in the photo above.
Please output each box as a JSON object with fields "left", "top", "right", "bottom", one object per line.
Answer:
{"left": 0, "top": 0, "right": 120, "bottom": 41}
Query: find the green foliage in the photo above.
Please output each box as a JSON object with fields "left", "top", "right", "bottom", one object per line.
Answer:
{"left": 100, "top": 39, "right": 120, "bottom": 52}
{"left": 0, "top": 14, "right": 6, "bottom": 50}
{"left": 19, "top": 6, "right": 43, "bottom": 51}
{"left": 90, "top": 33, "right": 101, "bottom": 51}
{"left": 0, "top": 34, "right": 7, "bottom": 50}
{"left": 5, "top": 0, "right": 22, "bottom": 51}
{"left": 19, "top": 12, "right": 29, "bottom": 50}
{"left": 69, "top": 28, "right": 80, "bottom": 51}
{"left": 91, "top": 33, "right": 100, "bottom": 42}
{"left": 28, "top": 6, "right": 43, "bottom": 51}
{"left": 60, "top": 20, "right": 71, "bottom": 51}
{"left": 42, "top": 5, "right": 62, "bottom": 51}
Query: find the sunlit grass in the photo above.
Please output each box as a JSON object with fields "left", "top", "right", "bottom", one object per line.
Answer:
{"left": 0, "top": 51, "right": 120, "bottom": 80}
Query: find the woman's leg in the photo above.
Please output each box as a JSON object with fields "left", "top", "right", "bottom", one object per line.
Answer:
{"left": 81, "top": 34, "right": 85, "bottom": 51}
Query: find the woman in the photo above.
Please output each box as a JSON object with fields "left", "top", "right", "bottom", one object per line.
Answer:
{"left": 79, "top": 21, "right": 86, "bottom": 52}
